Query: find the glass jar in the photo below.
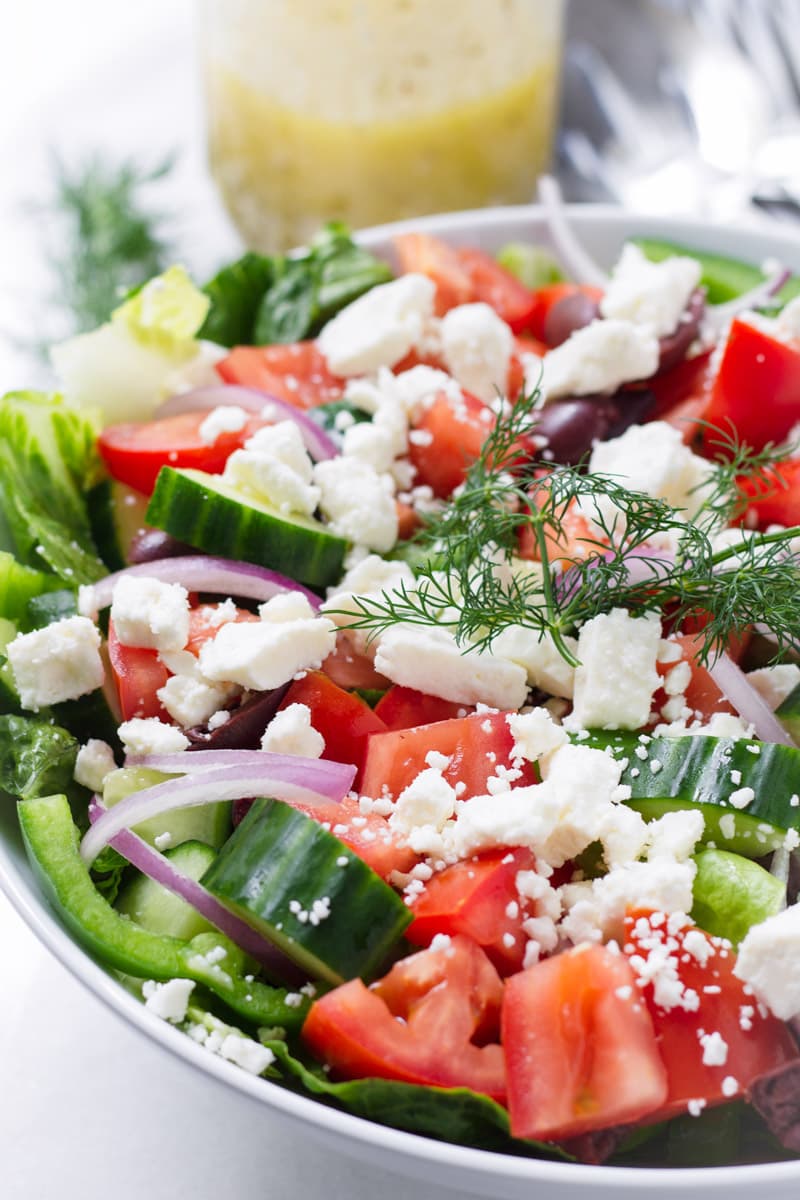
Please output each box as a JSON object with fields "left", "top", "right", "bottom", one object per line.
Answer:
{"left": 199, "top": 0, "right": 565, "bottom": 251}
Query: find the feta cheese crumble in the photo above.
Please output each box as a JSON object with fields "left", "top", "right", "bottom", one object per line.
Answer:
{"left": 7, "top": 616, "right": 105, "bottom": 710}
{"left": 74, "top": 739, "right": 117, "bottom": 793}
{"left": 600, "top": 243, "right": 701, "bottom": 338}
{"left": 538, "top": 319, "right": 659, "bottom": 401}
{"left": 261, "top": 703, "right": 325, "bottom": 758}
{"left": 318, "top": 273, "right": 436, "bottom": 375}
{"left": 110, "top": 576, "right": 190, "bottom": 652}
{"left": 570, "top": 608, "right": 661, "bottom": 731}
{"left": 439, "top": 302, "right": 513, "bottom": 402}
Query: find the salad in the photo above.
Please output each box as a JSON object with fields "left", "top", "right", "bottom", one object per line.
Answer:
{"left": 5, "top": 199, "right": 800, "bottom": 1170}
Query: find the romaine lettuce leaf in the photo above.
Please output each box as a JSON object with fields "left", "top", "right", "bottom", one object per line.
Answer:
{"left": 0, "top": 392, "right": 107, "bottom": 583}
{"left": 112, "top": 264, "right": 210, "bottom": 354}
{"left": 262, "top": 1038, "right": 572, "bottom": 1161}
{"left": 0, "top": 714, "right": 79, "bottom": 801}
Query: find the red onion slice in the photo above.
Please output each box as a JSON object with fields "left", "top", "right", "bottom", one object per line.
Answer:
{"left": 81, "top": 764, "right": 343, "bottom": 865}
{"left": 88, "top": 797, "right": 303, "bottom": 980}
{"left": 81, "top": 555, "right": 321, "bottom": 614}
{"left": 705, "top": 267, "right": 792, "bottom": 334}
{"left": 155, "top": 385, "right": 339, "bottom": 461}
{"left": 131, "top": 749, "right": 355, "bottom": 794}
{"left": 538, "top": 175, "right": 608, "bottom": 288}
{"left": 707, "top": 651, "right": 796, "bottom": 746}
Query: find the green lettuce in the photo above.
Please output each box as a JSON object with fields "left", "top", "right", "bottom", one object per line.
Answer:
{"left": 0, "top": 392, "right": 106, "bottom": 584}
{"left": 261, "top": 1038, "right": 572, "bottom": 1161}
{"left": 0, "top": 714, "right": 79, "bottom": 802}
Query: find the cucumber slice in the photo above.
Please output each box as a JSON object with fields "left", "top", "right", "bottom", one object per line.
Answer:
{"left": 583, "top": 732, "right": 800, "bottom": 854}
{"left": 201, "top": 797, "right": 411, "bottom": 984}
{"left": 776, "top": 682, "right": 800, "bottom": 744}
{"left": 103, "top": 767, "right": 231, "bottom": 850}
{"left": 691, "top": 848, "right": 785, "bottom": 947}
{"left": 146, "top": 466, "right": 346, "bottom": 589}
{"left": 88, "top": 479, "right": 149, "bottom": 572}
{"left": 116, "top": 840, "right": 217, "bottom": 939}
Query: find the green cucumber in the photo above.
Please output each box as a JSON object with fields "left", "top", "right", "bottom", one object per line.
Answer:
{"left": 634, "top": 237, "right": 800, "bottom": 308}
{"left": 496, "top": 242, "right": 564, "bottom": 288}
{"left": 691, "top": 848, "right": 785, "bottom": 947}
{"left": 202, "top": 797, "right": 411, "bottom": 985}
{"left": 116, "top": 840, "right": 217, "bottom": 939}
{"left": 583, "top": 732, "right": 800, "bottom": 854}
{"left": 146, "top": 466, "right": 346, "bottom": 589}
{"left": 103, "top": 767, "right": 231, "bottom": 850}
{"left": 88, "top": 479, "right": 149, "bottom": 572}
{"left": 776, "top": 682, "right": 800, "bottom": 744}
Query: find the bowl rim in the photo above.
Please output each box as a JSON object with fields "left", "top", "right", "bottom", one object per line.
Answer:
{"left": 5, "top": 200, "right": 800, "bottom": 1193}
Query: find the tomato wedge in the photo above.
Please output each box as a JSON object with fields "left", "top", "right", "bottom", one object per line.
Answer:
{"left": 406, "top": 847, "right": 537, "bottom": 974}
{"left": 457, "top": 247, "right": 537, "bottom": 333}
{"left": 741, "top": 459, "right": 800, "bottom": 527}
{"left": 407, "top": 390, "right": 494, "bottom": 497}
{"left": 216, "top": 342, "right": 345, "bottom": 409}
{"left": 704, "top": 318, "right": 800, "bottom": 450}
{"left": 278, "top": 670, "right": 387, "bottom": 784}
{"left": 107, "top": 621, "right": 170, "bottom": 722}
{"left": 502, "top": 943, "right": 668, "bottom": 1141}
{"left": 360, "top": 711, "right": 537, "bottom": 802}
{"left": 303, "top": 936, "right": 506, "bottom": 1101}
{"left": 98, "top": 411, "right": 266, "bottom": 495}
{"left": 393, "top": 233, "right": 473, "bottom": 315}
{"left": 625, "top": 911, "right": 798, "bottom": 1119}
{"left": 374, "top": 686, "right": 473, "bottom": 731}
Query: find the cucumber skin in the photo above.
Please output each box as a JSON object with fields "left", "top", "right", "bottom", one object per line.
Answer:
{"left": 776, "top": 682, "right": 800, "bottom": 745}
{"left": 583, "top": 732, "right": 800, "bottom": 854}
{"left": 146, "top": 466, "right": 346, "bottom": 589}
{"left": 202, "top": 798, "right": 411, "bottom": 986}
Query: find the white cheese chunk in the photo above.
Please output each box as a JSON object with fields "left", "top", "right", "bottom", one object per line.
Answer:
{"left": 73, "top": 739, "right": 117, "bottom": 793}
{"left": 735, "top": 904, "right": 800, "bottom": 1019}
{"left": 588, "top": 420, "right": 713, "bottom": 518}
{"left": 119, "top": 718, "right": 190, "bottom": 757}
{"left": 322, "top": 555, "right": 416, "bottom": 655}
{"left": 374, "top": 624, "right": 528, "bottom": 711}
{"left": 439, "top": 302, "right": 513, "bottom": 402}
{"left": 491, "top": 626, "right": 578, "bottom": 699}
{"left": 7, "top": 616, "right": 105, "bottom": 710}
{"left": 110, "top": 576, "right": 190, "bottom": 653}
{"left": 539, "top": 318, "right": 659, "bottom": 401}
{"left": 746, "top": 664, "right": 800, "bottom": 712}
{"left": 389, "top": 767, "right": 457, "bottom": 835}
{"left": 570, "top": 608, "right": 661, "bottom": 731}
{"left": 314, "top": 457, "right": 398, "bottom": 552}
{"left": 318, "top": 273, "right": 436, "bottom": 376}
{"left": 600, "top": 243, "right": 701, "bottom": 338}
{"left": 506, "top": 708, "right": 568, "bottom": 765}
{"left": 199, "top": 595, "right": 335, "bottom": 691}
{"left": 223, "top": 420, "right": 320, "bottom": 517}
{"left": 260, "top": 703, "right": 325, "bottom": 758}
{"left": 157, "top": 671, "right": 238, "bottom": 730}
{"left": 198, "top": 404, "right": 249, "bottom": 445}
{"left": 142, "top": 978, "right": 195, "bottom": 1023}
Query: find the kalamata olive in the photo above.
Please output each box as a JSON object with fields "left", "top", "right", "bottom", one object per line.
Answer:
{"left": 128, "top": 528, "right": 197, "bottom": 564}
{"left": 544, "top": 291, "right": 601, "bottom": 348}
{"left": 530, "top": 397, "right": 620, "bottom": 465}
{"left": 657, "top": 288, "right": 706, "bottom": 374}
{"left": 186, "top": 683, "right": 291, "bottom": 752}
{"left": 606, "top": 386, "right": 657, "bottom": 436}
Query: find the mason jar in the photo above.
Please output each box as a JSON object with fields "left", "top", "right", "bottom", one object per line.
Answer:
{"left": 199, "top": 0, "right": 565, "bottom": 251}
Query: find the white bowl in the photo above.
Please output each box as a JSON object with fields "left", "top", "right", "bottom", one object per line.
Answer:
{"left": 4, "top": 204, "right": 800, "bottom": 1200}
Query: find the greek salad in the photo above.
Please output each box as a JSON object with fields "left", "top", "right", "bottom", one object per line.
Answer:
{"left": 6, "top": 203, "right": 800, "bottom": 1168}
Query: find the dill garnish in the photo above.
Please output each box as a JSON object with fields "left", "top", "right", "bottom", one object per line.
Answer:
{"left": 335, "top": 388, "right": 800, "bottom": 666}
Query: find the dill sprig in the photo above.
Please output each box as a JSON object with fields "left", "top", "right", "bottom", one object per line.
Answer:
{"left": 336, "top": 387, "right": 800, "bottom": 666}
{"left": 41, "top": 154, "right": 174, "bottom": 336}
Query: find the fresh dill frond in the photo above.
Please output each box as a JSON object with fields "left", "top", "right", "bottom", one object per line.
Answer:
{"left": 40, "top": 154, "right": 174, "bottom": 337}
{"left": 336, "top": 386, "right": 800, "bottom": 667}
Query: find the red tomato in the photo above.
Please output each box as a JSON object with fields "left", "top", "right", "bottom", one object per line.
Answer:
{"left": 287, "top": 793, "right": 417, "bottom": 879}
{"left": 654, "top": 633, "right": 735, "bottom": 722}
{"left": 303, "top": 935, "right": 506, "bottom": 1100}
{"left": 360, "top": 711, "right": 537, "bottom": 802}
{"left": 704, "top": 318, "right": 800, "bottom": 450}
{"left": 625, "top": 911, "right": 797, "bottom": 1119}
{"left": 395, "top": 499, "right": 421, "bottom": 541}
{"left": 502, "top": 943, "right": 668, "bottom": 1141}
{"left": 107, "top": 621, "right": 170, "bottom": 721}
{"left": 98, "top": 411, "right": 265, "bottom": 495}
{"left": 456, "top": 247, "right": 537, "bottom": 332}
{"left": 393, "top": 233, "right": 473, "bottom": 315}
{"left": 406, "top": 847, "right": 537, "bottom": 974}
{"left": 278, "top": 670, "right": 387, "bottom": 784}
{"left": 527, "top": 283, "right": 604, "bottom": 345}
{"left": 185, "top": 602, "right": 259, "bottom": 656}
{"left": 650, "top": 349, "right": 715, "bottom": 444}
{"left": 374, "top": 686, "right": 474, "bottom": 731}
{"left": 740, "top": 459, "right": 800, "bottom": 527}
{"left": 408, "top": 390, "right": 494, "bottom": 497}
{"left": 320, "top": 632, "right": 391, "bottom": 692}
{"left": 216, "top": 342, "right": 345, "bottom": 409}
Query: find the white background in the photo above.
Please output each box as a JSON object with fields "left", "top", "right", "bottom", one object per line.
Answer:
{"left": 0, "top": 5, "right": 459, "bottom": 1196}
